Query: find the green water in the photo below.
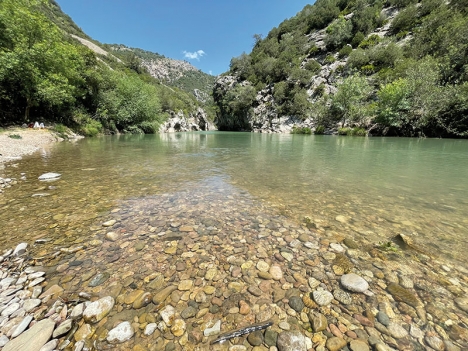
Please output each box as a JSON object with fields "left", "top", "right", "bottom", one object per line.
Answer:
{"left": 1, "top": 132, "right": 468, "bottom": 264}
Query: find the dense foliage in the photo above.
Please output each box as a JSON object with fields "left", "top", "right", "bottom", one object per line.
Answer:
{"left": 0, "top": 0, "right": 208, "bottom": 135}
{"left": 215, "top": 0, "right": 468, "bottom": 137}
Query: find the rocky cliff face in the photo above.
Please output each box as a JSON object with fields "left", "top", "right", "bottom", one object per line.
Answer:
{"left": 159, "top": 108, "right": 215, "bottom": 133}
{"left": 213, "top": 5, "right": 401, "bottom": 134}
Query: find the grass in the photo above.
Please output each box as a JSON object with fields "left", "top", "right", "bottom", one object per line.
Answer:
{"left": 8, "top": 134, "right": 22, "bottom": 139}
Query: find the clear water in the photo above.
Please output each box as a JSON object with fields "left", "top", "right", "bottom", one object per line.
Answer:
{"left": 1, "top": 132, "right": 467, "bottom": 264}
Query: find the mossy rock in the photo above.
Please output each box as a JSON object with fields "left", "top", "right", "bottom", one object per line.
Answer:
{"left": 332, "top": 253, "right": 353, "bottom": 274}
{"left": 343, "top": 238, "right": 359, "bottom": 249}
{"left": 387, "top": 283, "right": 420, "bottom": 308}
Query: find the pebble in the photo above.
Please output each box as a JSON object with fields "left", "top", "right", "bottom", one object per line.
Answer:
{"left": 387, "top": 322, "right": 408, "bottom": 339}
{"left": 277, "top": 331, "right": 307, "bottom": 351}
{"left": 204, "top": 320, "right": 221, "bottom": 337}
{"left": 83, "top": 296, "right": 114, "bottom": 323}
{"left": 313, "top": 289, "right": 334, "bottom": 306}
{"left": 340, "top": 273, "right": 369, "bottom": 292}
{"left": 107, "top": 321, "right": 134, "bottom": 344}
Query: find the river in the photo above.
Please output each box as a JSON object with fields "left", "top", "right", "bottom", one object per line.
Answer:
{"left": 1, "top": 132, "right": 467, "bottom": 264}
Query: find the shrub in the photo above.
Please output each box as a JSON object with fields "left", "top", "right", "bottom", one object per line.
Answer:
{"left": 361, "top": 64, "right": 376, "bottom": 75}
{"left": 314, "top": 125, "right": 325, "bottom": 134}
{"left": 390, "top": 5, "right": 419, "bottom": 35}
{"left": 325, "top": 55, "right": 337, "bottom": 64}
{"left": 291, "top": 126, "right": 312, "bottom": 134}
{"left": 395, "top": 31, "right": 409, "bottom": 40}
{"left": 53, "top": 124, "right": 68, "bottom": 139}
{"left": 351, "top": 32, "right": 365, "bottom": 48}
{"left": 8, "top": 134, "right": 21, "bottom": 139}
{"left": 338, "top": 45, "right": 353, "bottom": 58}
{"left": 358, "top": 34, "right": 381, "bottom": 49}
{"left": 338, "top": 127, "right": 351, "bottom": 135}
{"left": 304, "top": 59, "right": 322, "bottom": 74}
{"left": 80, "top": 119, "right": 102, "bottom": 137}
{"left": 349, "top": 127, "right": 367, "bottom": 136}
{"left": 314, "top": 83, "right": 326, "bottom": 97}
{"left": 308, "top": 45, "right": 320, "bottom": 55}
{"left": 346, "top": 48, "right": 370, "bottom": 69}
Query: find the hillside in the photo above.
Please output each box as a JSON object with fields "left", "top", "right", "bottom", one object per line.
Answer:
{"left": 214, "top": 0, "right": 468, "bottom": 137}
{"left": 0, "top": 0, "right": 214, "bottom": 135}
{"left": 106, "top": 44, "right": 215, "bottom": 103}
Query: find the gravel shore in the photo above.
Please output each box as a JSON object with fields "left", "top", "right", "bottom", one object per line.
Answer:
{"left": 0, "top": 128, "right": 64, "bottom": 165}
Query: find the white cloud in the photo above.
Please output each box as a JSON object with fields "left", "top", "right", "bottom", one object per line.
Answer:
{"left": 209, "top": 70, "right": 213, "bottom": 75}
{"left": 183, "top": 50, "right": 206, "bottom": 61}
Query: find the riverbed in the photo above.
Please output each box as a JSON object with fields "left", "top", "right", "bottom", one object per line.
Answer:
{"left": 0, "top": 132, "right": 466, "bottom": 351}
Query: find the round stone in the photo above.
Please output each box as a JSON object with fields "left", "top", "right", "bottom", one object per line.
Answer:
{"left": 269, "top": 265, "right": 283, "bottom": 280}
{"left": 387, "top": 322, "right": 408, "bottom": 339}
{"left": 350, "top": 339, "right": 370, "bottom": 351}
{"left": 312, "top": 289, "right": 334, "bottom": 306}
{"left": 107, "top": 321, "right": 134, "bottom": 344}
{"left": 288, "top": 296, "right": 305, "bottom": 312}
{"left": 341, "top": 273, "right": 369, "bottom": 293}
{"left": 333, "top": 289, "right": 352, "bottom": 305}
{"left": 256, "top": 260, "right": 270, "bottom": 272}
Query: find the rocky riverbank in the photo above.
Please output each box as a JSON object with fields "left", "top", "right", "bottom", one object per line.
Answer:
{"left": 0, "top": 183, "right": 466, "bottom": 351}
{"left": 0, "top": 128, "right": 65, "bottom": 165}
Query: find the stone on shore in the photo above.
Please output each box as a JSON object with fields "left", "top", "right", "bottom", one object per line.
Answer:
{"left": 38, "top": 173, "right": 61, "bottom": 181}
{"left": 277, "top": 331, "right": 307, "bottom": 351}
{"left": 83, "top": 296, "right": 114, "bottom": 323}
{"left": 107, "top": 321, "right": 134, "bottom": 344}
{"left": 3, "top": 318, "right": 55, "bottom": 351}
{"left": 13, "top": 243, "right": 28, "bottom": 256}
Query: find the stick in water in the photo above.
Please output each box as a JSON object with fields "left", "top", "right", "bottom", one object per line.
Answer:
{"left": 210, "top": 320, "right": 274, "bottom": 344}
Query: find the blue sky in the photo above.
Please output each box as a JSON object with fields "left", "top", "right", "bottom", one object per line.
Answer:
{"left": 55, "top": 1, "right": 314, "bottom": 76}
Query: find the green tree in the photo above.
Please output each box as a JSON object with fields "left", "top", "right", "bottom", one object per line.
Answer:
{"left": 376, "top": 78, "right": 411, "bottom": 127}
{"left": 0, "top": 0, "right": 86, "bottom": 121}
{"left": 325, "top": 17, "right": 353, "bottom": 50}
{"left": 331, "top": 74, "right": 372, "bottom": 126}
{"left": 96, "top": 71, "right": 163, "bottom": 132}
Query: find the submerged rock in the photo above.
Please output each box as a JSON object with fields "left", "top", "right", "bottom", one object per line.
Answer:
{"left": 386, "top": 283, "right": 420, "bottom": 307}
{"left": 107, "top": 321, "right": 134, "bottom": 344}
{"left": 38, "top": 173, "right": 61, "bottom": 181}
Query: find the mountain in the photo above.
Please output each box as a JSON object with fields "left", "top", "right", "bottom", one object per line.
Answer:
{"left": 0, "top": 0, "right": 215, "bottom": 135}
{"left": 214, "top": 0, "right": 468, "bottom": 137}
{"left": 106, "top": 44, "right": 215, "bottom": 103}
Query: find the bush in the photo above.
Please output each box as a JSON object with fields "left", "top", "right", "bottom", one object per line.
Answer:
{"left": 53, "top": 124, "right": 68, "bottom": 139}
{"left": 395, "top": 31, "right": 409, "bottom": 40}
{"left": 304, "top": 59, "right": 322, "bottom": 74}
{"left": 308, "top": 45, "right": 320, "bottom": 55}
{"left": 346, "top": 48, "right": 370, "bottom": 70}
{"left": 390, "top": 5, "right": 419, "bottom": 35}
{"left": 314, "top": 125, "right": 325, "bottom": 134}
{"left": 8, "top": 134, "right": 21, "bottom": 139}
{"left": 338, "top": 127, "right": 351, "bottom": 135}
{"left": 80, "top": 119, "right": 102, "bottom": 137}
{"left": 349, "top": 127, "right": 367, "bottom": 136}
{"left": 338, "top": 45, "right": 353, "bottom": 58}
{"left": 358, "top": 34, "right": 381, "bottom": 49}
{"left": 361, "top": 64, "right": 376, "bottom": 75}
{"left": 325, "top": 55, "right": 337, "bottom": 64}
{"left": 291, "top": 126, "right": 312, "bottom": 134}
{"left": 351, "top": 32, "right": 365, "bottom": 48}
{"left": 314, "top": 83, "right": 326, "bottom": 97}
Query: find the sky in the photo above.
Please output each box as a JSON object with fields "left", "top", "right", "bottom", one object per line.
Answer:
{"left": 55, "top": 0, "right": 314, "bottom": 76}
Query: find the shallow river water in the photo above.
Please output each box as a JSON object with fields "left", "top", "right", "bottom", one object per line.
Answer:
{"left": 0, "top": 132, "right": 467, "bottom": 351}
{"left": 1, "top": 132, "right": 467, "bottom": 263}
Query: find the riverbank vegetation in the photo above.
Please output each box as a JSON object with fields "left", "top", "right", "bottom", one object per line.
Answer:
{"left": 0, "top": 0, "right": 211, "bottom": 135}
{"left": 215, "top": 0, "right": 468, "bottom": 137}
